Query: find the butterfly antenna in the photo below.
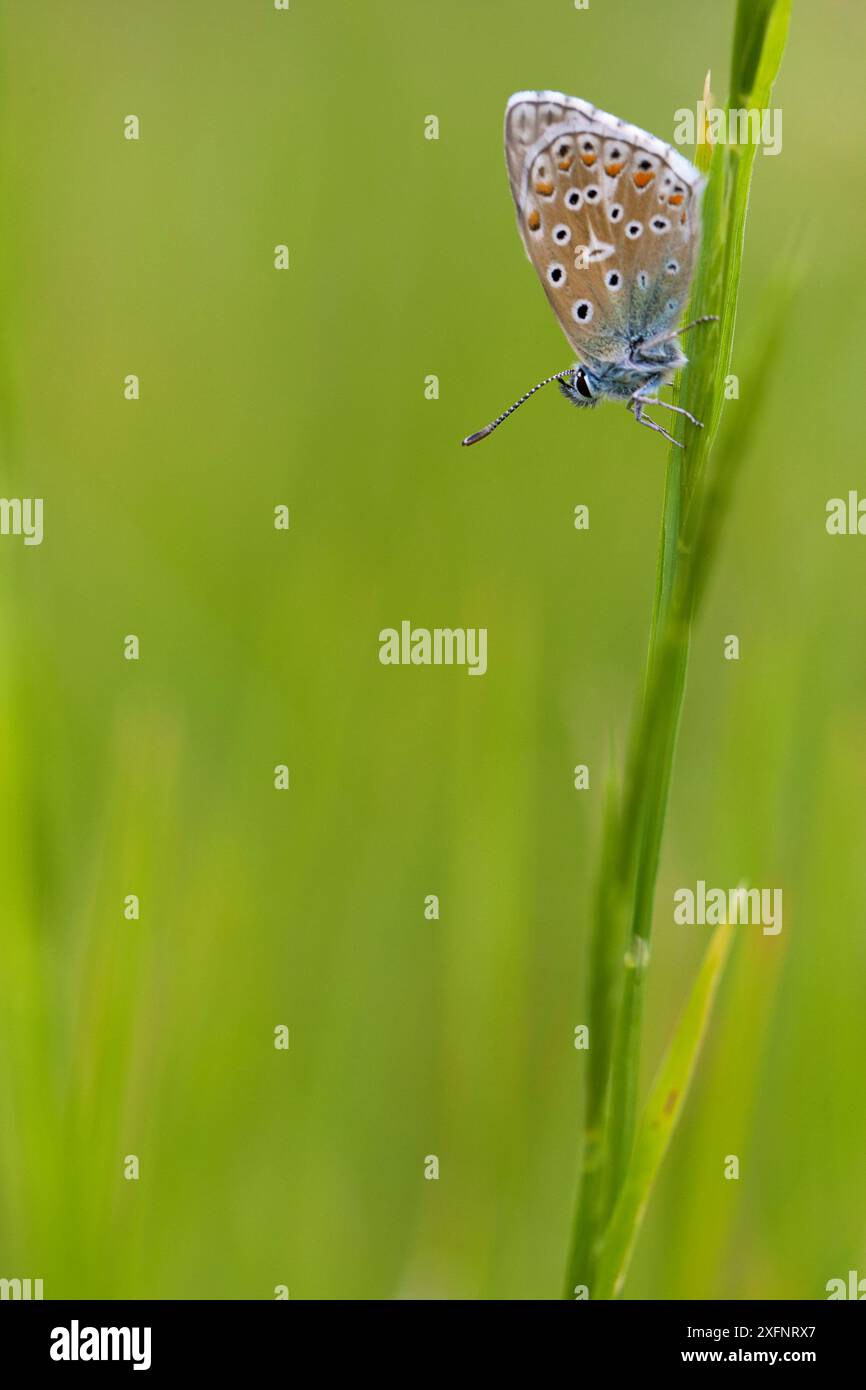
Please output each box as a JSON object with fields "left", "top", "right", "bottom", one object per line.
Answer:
{"left": 461, "top": 369, "right": 573, "bottom": 446}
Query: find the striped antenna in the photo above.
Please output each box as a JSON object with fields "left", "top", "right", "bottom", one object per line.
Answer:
{"left": 461, "top": 369, "right": 573, "bottom": 447}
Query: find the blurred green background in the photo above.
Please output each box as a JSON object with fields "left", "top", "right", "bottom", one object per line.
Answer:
{"left": 0, "top": 0, "right": 863, "bottom": 1300}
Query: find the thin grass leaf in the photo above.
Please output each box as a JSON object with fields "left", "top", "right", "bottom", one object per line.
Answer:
{"left": 595, "top": 0, "right": 792, "bottom": 1240}
{"left": 563, "top": 769, "right": 625, "bottom": 1296}
{"left": 562, "top": 0, "right": 793, "bottom": 1299}
{"left": 593, "top": 923, "right": 736, "bottom": 1300}
{"left": 730, "top": 0, "right": 791, "bottom": 107}
{"left": 700, "top": 0, "right": 793, "bottom": 463}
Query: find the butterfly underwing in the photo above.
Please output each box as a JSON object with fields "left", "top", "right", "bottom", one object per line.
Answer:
{"left": 462, "top": 91, "right": 715, "bottom": 448}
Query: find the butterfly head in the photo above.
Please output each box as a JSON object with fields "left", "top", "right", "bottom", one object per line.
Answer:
{"left": 558, "top": 364, "right": 601, "bottom": 410}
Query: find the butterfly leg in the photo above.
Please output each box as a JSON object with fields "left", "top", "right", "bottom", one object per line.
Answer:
{"left": 633, "top": 394, "right": 704, "bottom": 429}
{"left": 639, "top": 315, "right": 720, "bottom": 352}
{"left": 628, "top": 395, "right": 683, "bottom": 448}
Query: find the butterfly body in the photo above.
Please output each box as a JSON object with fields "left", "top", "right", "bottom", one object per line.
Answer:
{"left": 558, "top": 339, "right": 685, "bottom": 411}
{"left": 461, "top": 91, "right": 715, "bottom": 448}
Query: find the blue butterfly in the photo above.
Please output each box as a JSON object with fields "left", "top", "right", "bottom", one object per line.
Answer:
{"left": 463, "top": 91, "right": 717, "bottom": 449}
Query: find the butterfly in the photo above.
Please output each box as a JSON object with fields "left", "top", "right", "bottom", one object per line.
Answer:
{"left": 462, "top": 91, "right": 717, "bottom": 449}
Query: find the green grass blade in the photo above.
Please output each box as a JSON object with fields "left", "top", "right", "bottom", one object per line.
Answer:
{"left": 704, "top": 0, "right": 792, "bottom": 458}
{"left": 563, "top": 769, "right": 625, "bottom": 1296}
{"left": 593, "top": 923, "right": 736, "bottom": 1300}
{"left": 596, "top": 0, "right": 793, "bottom": 1236}
{"left": 562, "top": 0, "right": 793, "bottom": 1299}
{"left": 731, "top": 0, "right": 792, "bottom": 107}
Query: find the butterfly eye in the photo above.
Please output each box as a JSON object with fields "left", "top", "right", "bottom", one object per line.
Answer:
{"left": 575, "top": 369, "right": 593, "bottom": 400}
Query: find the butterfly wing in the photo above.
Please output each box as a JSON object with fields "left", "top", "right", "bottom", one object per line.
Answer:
{"left": 504, "top": 91, "right": 705, "bottom": 362}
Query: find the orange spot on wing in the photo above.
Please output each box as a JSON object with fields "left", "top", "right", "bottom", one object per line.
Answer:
{"left": 527, "top": 209, "right": 541, "bottom": 231}
{"left": 535, "top": 180, "right": 554, "bottom": 196}
{"left": 634, "top": 169, "right": 655, "bottom": 188}
{"left": 580, "top": 152, "right": 597, "bottom": 167}
{"left": 669, "top": 193, "right": 684, "bottom": 206}
{"left": 605, "top": 161, "right": 624, "bottom": 176}
{"left": 680, "top": 211, "right": 687, "bottom": 225}
{"left": 558, "top": 156, "right": 573, "bottom": 171}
